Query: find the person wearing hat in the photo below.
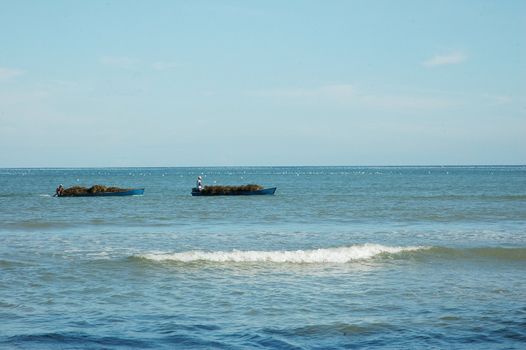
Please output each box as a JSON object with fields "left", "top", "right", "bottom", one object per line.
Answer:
{"left": 196, "top": 176, "right": 203, "bottom": 191}
{"left": 55, "top": 184, "right": 64, "bottom": 197}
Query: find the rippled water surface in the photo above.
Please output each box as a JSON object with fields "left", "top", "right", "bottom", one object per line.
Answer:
{"left": 1, "top": 166, "right": 525, "bottom": 349}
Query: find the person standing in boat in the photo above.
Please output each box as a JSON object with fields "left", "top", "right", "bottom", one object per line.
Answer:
{"left": 196, "top": 176, "right": 203, "bottom": 191}
{"left": 55, "top": 184, "right": 64, "bottom": 197}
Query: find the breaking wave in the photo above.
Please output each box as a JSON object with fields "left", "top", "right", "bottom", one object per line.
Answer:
{"left": 136, "top": 244, "right": 427, "bottom": 264}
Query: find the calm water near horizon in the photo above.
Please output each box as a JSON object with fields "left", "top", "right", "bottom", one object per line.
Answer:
{"left": 1, "top": 166, "right": 525, "bottom": 349}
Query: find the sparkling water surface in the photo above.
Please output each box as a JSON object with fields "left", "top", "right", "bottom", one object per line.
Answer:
{"left": 1, "top": 166, "right": 525, "bottom": 349}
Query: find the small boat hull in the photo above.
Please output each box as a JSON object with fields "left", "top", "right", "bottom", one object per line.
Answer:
{"left": 59, "top": 189, "right": 145, "bottom": 197}
{"left": 192, "top": 187, "right": 276, "bottom": 196}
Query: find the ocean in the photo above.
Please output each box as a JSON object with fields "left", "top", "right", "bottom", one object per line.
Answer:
{"left": 1, "top": 166, "right": 525, "bottom": 349}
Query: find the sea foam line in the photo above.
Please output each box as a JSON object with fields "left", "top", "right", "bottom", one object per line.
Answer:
{"left": 138, "top": 244, "right": 427, "bottom": 264}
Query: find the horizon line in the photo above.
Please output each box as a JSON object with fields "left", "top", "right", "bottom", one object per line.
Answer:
{"left": 1, "top": 164, "right": 525, "bottom": 170}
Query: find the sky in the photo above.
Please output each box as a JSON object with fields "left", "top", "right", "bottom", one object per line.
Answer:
{"left": 0, "top": 0, "right": 525, "bottom": 167}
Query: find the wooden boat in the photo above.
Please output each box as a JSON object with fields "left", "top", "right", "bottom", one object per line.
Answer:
{"left": 191, "top": 186, "right": 276, "bottom": 196}
{"left": 56, "top": 185, "right": 144, "bottom": 197}
{"left": 59, "top": 188, "right": 145, "bottom": 197}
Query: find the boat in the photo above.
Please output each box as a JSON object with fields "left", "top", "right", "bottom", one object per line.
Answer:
{"left": 59, "top": 188, "right": 145, "bottom": 197}
{"left": 191, "top": 186, "right": 276, "bottom": 196}
{"left": 55, "top": 185, "right": 144, "bottom": 197}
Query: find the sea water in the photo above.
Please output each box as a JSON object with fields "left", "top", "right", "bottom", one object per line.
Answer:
{"left": 0, "top": 166, "right": 525, "bottom": 349}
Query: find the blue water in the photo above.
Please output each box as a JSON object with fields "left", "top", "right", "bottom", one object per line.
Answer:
{"left": 1, "top": 166, "right": 525, "bottom": 349}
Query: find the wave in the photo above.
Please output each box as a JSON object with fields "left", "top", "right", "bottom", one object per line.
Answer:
{"left": 406, "top": 194, "right": 526, "bottom": 201}
{"left": 3, "top": 331, "right": 234, "bottom": 349}
{"left": 0, "top": 259, "right": 34, "bottom": 268}
{"left": 265, "top": 321, "right": 398, "bottom": 337}
{"left": 402, "top": 194, "right": 526, "bottom": 201}
{"left": 136, "top": 244, "right": 427, "bottom": 264}
{"left": 134, "top": 244, "right": 526, "bottom": 265}
{"left": 1, "top": 221, "right": 75, "bottom": 230}
{"left": 424, "top": 246, "right": 526, "bottom": 261}
{"left": 3, "top": 333, "right": 152, "bottom": 348}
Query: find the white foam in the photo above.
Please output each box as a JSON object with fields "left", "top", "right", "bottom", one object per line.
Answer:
{"left": 138, "top": 244, "right": 426, "bottom": 264}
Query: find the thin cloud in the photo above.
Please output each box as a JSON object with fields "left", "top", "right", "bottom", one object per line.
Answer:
{"left": 99, "top": 56, "right": 139, "bottom": 69}
{"left": 422, "top": 51, "right": 467, "bottom": 67}
{"left": 254, "top": 84, "right": 355, "bottom": 100}
{"left": 483, "top": 94, "right": 513, "bottom": 105}
{"left": 252, "top": 84, "right": 454, "bottom": 110}
{"left": 0, "top": 67, "right": 24, "bottom": 80}
{"left": 360, "top": 94, "right": 454, "bottom": 109}
{"left": 152, "top": 61, "right": 178, "bottom": 71}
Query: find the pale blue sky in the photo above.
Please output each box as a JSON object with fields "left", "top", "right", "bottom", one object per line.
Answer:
{"left": 1, "top": 0, "right": 524, "bottom": 166}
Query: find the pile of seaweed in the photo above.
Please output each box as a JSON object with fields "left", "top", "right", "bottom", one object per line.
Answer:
{"left": 200, "top": 184, "right": 263, "bottom": 195}
{"left": 61, "top": 185, "right": 130, "bottom": 196}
